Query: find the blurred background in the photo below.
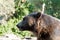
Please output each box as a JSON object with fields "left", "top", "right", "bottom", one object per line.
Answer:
{"left": 0, "top": 0, "right": 60, "bottom": 39}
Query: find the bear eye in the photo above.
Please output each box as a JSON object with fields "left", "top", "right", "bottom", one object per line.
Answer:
{"left": 23, "top": 18, "right": 25, "bottom": 21}
{"left": 23, "top": 17, "right": 27, "bottom": 21}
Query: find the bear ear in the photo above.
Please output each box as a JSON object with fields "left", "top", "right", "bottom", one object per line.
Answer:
{"left": 36, "top": 12, "right": 42, "bottom": 18}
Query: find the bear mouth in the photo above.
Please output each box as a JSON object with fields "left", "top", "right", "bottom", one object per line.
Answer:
{"left": 17, "top": 26, "right": 30, "bottom": 31}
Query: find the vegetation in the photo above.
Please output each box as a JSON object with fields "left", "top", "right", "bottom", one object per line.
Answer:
{"left": 0, "top": 0, "right": 60, "bottom": 38}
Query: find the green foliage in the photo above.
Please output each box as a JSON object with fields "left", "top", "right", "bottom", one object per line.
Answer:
{"left": 45, "top": 0, "right": 60, "bottom": 18}
{"left": 28, "top": 0, "right": 60, "bottom": 19}
{"left": 0, "top": 0, "right": 34, "bottom": 38}
{"left": 15, "top": 0, "right": 35, "bottom": 19}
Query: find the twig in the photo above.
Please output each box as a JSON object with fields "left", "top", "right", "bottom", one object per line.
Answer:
{"left": 41, "top": 3, "right": 45, "bottom": 14}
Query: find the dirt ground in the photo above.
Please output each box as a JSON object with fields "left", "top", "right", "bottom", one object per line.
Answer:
{"left": 0, "top": 33, "right": 37, "bottom": 40}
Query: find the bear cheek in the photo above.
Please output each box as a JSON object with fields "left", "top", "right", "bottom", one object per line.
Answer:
{"left": 28, "top": 18, "right": 35, "bottom": 27}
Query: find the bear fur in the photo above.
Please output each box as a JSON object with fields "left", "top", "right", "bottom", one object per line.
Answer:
{"left": 17, "top": 12, "right": 60, "bottom": 40}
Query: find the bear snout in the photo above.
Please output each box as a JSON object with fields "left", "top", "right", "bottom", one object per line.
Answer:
{"left": 16, "top": 25, "right": 20, "bottom": 28}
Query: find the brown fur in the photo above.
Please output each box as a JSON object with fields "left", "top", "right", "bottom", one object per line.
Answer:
{"left": 17, "top": 12, "right": 60, "bottom": 40}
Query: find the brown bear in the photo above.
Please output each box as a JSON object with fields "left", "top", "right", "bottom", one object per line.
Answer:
{"left": 16, "top": 12, "right": 60, "bottom": 40}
